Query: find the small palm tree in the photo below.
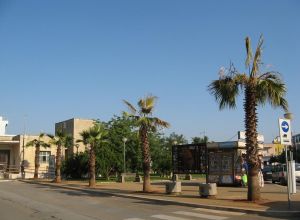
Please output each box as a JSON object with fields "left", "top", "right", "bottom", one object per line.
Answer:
{"left": 48, "top": 130, "right": 73, "bottom": 183}
{"left": 77, "top": 122, "right": 108, "bottom": 188}
{"left": 124, "top": 95, "right": 170, "bottom": 192}
{"left": 26, "top": 133, "right": 50, "bottom": 179}
{"left": 208, "top": 36, "right": 288, "bottom": 201}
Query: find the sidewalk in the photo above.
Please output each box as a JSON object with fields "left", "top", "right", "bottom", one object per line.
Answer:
{"left": 19, "top": 179, "right": 300, "bottom": 217}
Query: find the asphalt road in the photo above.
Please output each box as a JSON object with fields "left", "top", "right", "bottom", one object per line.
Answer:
{"left": 0, "top": 180, "right": 296, "bottom": 220}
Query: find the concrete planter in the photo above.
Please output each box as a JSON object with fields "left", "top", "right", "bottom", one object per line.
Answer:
{"left": 165, "top": 181, "right": 181, "bottom": 194}
{"left": 185, "top": 174, "right": 192, "bottom": 180}
{"left": 118, "top": 175, "right": 125, "bottom": 183}
{"left": 199, "top": 183, "right": 217, "bottom": 198}
{"left": 172, "top": 174, "right": 179, "bottom": 182}
{"left": 135, "top": 175, "right": 143, "bottom": 183}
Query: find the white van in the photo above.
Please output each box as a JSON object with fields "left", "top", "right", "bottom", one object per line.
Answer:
{"left": 271, "top": 163, "right": 300, "bottom": 185}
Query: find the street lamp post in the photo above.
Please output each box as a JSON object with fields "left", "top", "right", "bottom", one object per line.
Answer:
{"left": 122, "top": 137, "right": 128, "bottom": 174}
{"left": 21, "top": 114, "right": 27, "bottom": 179}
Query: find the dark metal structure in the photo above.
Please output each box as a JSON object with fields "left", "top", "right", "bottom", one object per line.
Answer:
{"left": 172, "top": 142, "right": 249, "bottom": 185}
{"left": 172, "top": 143, "right": 207, "bottom": 175}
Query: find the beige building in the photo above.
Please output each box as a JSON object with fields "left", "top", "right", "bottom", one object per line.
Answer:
{"left": 0, "top": 134, "right": 58, "bottom": 179}
{"left": 0, "top": 117, "right": 94, "bottom": 179}
{"left": 55, "top": 118, "right": 95, "bottom": 157}
{"left": 262, "top": 142, "right": 285, "bottom": 165}
{"left": 0, "top": 134, "right": 21, "bottom": 178}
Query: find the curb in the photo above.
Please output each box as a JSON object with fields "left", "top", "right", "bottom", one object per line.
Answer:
{"left": 18, "top": 180, "right": 300, "bottom": 218}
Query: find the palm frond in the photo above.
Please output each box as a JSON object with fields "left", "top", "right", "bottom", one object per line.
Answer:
{"left": 77, "top": 122, "right": 108, "bottom": 148}
{"left": 152, "top": 117, "right": 170, "bottom": 128}
{"left": 123, "top": 100, "right": 137, "bottom": 115}
{"left": 65, "top": 136, "right": 74, "bottom": 148}
{"left": 145, "top": 95, "right": 157, "bottom": 109}
{"left": 138, "top": 98, "right": 145, "bottom": 110}
{"left": 251, "top": 35, "right": 264, "bottom": 77}
{"left": 256, "top": 72, "right": 288, "bottom": 111}
{"left": 245, "top": 37, "right": 253, "bottom": 68}
{"left": 47, "top": 134, "right": 54, "bottom": 139}
{"left": 26, "top": 139, "right": 37, "bottom": 147}
{"left": 138, "top": 95, "right": 156, "bottom": 114}
{"left": 40, "top": 133, "right": 46, "bottom": 137}
{"left": 41, "top": 142, "right": 50, "bottom": 148}
{"left": 208, "top": 74, "right": 244, "bottom": 110}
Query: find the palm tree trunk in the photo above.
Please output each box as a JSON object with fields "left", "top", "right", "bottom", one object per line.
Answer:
{"left": 244, "top": 83, "right": 261, "bottom": 201}
{"left": 140, "top": 127, "right": 151, "bottom": 192}
{"left": 34, "top": 145, "right": 40, "bottom": 179}
{"left": 55, "top": 144, "right": 62, "bottom": 183}
{"left": 89, "top": 144, "right": 96, "bottom": 188}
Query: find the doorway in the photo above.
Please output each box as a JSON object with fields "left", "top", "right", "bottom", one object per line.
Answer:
{"left": 0, "top": 150, "right": 10, "bottom": 171}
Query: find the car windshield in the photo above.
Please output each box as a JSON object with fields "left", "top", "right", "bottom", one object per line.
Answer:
{"left": 263, "top": 166, "right": 272, "bottom": 172}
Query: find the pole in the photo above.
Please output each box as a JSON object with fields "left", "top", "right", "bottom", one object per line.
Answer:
{"left": 22, "top": 135, "right": 25, "bottom": 162}
{"left": 21, "top": 115, "right": 27, "bottom": 179}
{"left": 22, "top": 115, "right": 26, "bottom": 162}
{"left": 123, "top": 141, "right": 126, "bottom": 174}
{"left": 285, "top": 145, "right": 291, "bottom": 209}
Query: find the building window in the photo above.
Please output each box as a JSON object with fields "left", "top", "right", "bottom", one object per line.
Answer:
{"left": 39, "top": 151, "right": 51, "bottom": 164}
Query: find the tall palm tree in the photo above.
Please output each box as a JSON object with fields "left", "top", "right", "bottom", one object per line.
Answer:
{"left": 26, "top": 133, "right": 50, "bottom": 179}
{"left": 124, "top": 95, "right": 170, "bottom": 192}
{"left": 48, "top": 130, "right": 73, "bottom": 183}
{"left": 77, "top": 122, "right": 108, "bottom": 188}
{"left": 208, "top": 36, "right": 288, "bottom": 201}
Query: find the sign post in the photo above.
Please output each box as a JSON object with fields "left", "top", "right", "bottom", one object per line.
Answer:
{"left": 279, "top": 118, "right": 294, "bottom": 209}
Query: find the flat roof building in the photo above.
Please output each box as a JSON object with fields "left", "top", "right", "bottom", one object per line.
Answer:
{"left": 55, "top": 118, "right": 95, "bottom": 156}
{"left": 0, "top": 116, "right": 57, "bottom": 179}
{"left": 1, "top": 117, "right": 94, "bottom": 179}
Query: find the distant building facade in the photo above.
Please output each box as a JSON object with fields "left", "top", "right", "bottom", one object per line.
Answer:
{"left": 55, "top": 118, "right": 95, "bottom": 157}
{"left": 1, "top": 116, "right": 94, "bottom": 179}
{"left": 0, "top": 116, "right": 57, "bottom": 179}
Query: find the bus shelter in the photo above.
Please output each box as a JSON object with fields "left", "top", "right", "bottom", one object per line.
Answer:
{"left": 172, "top": 141, "right": 263, "bottom": 185}
{"left": 207, "top": 141, "right": 263, "bottom": 185}
{"left": 206, "top": 141, "right": 243, "bottom": 185}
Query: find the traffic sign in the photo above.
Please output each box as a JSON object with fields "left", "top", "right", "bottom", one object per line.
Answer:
{"left": 279, "top": 118, "right": 292, "bottom": 145}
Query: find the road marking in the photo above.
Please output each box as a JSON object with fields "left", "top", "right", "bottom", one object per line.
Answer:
{"left": 151, "top": 214, "right": 190, "bottom": 220}
{"left": 194, "top": 208, "right": 245, "bottom": 216}
{"left": 173, "top": 211, "right": 228, "bottom": 220}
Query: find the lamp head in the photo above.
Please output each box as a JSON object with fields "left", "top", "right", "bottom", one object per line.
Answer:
{"left": 284, "top": 112, "right": 293, "bottom": 120}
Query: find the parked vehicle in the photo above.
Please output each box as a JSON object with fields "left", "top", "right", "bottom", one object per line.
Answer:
{"left": 262, "top": 166, "right": 272, "bottom": 181}
{"left": 271, "top": 163, "right": 300, "bottom": 185}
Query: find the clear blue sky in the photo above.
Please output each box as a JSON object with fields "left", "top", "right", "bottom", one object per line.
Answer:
{"left": 1, "top": 0, "right": 299, "bottom": 142}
